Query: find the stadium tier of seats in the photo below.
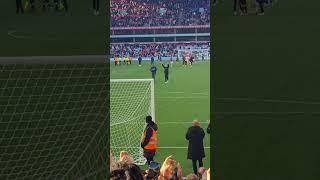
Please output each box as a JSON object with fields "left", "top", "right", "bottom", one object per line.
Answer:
{"left": 111, "top": 42, "right": 209, "bottom": 58}
{"left": 111, "top": 0, "right": 210, "bottom": 27}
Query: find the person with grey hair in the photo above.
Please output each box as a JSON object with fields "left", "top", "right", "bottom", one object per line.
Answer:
{"left": 186, "top": 120, "right": 205, "bottom": 175}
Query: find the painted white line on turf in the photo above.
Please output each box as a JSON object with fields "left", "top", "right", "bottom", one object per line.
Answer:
{"left": 8, "top": 30, "right": 31, "bottom": 40}
{"left": 7, "top": 30, "right": 57, "bottom": 40}
{"left": 216, "top": 97, "right": 320, "bottom": 105}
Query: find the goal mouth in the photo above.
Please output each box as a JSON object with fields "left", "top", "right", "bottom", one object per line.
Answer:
{"left": 110, "top": 79, "right": 155, "bottom": 165}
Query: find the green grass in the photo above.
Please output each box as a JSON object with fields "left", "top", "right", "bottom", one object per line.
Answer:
{"left": 0, "top": 1, "right": 106, "bottom": 56}
{"left": 214, "top": 0, "right": 320, "bottom": 179}
{"left": 111, "top": 60, "right": 211, "bottom": 175}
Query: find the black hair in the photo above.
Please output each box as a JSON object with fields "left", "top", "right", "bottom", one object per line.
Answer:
{"left": 146, "top": 115, "right": 153, "bottom": 124}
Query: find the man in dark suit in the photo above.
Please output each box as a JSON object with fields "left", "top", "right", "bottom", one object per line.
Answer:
{"left": 93, "top": 0, "right": 100, "bottom": 15}
{"left": 16, "top": 0, "right": 24, "bottom": 14}
{"left": 186, "top": 120, "right": 205, "bottom": 175}
{"left": 256, "top": 0, "right": 265, "bottom": 15}
{"left": 54, "top": 0, "right": 68, "bottom": 12}
{"left": 233, "top": 0, "right": 248, "bottom": 15}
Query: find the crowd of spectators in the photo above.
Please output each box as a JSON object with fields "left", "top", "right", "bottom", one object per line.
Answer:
{"left": 110, "top": 151, "right": 210, "bottom": 180}
{"left": 111, "top": 0, "right": 210, "bottom": 27}
{"left": 111, "top": 43, "right": 209, "bottom": 58}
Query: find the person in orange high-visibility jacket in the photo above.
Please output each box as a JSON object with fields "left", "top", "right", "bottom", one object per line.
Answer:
{"left": 140, "top": 115, "right": 158, "bottom": 165}
{"left": 114, "top": 56, "right": 119, "bottom": 66}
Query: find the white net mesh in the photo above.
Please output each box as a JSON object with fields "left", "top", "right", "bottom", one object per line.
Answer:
{"left": 110, "top": 79, "right": 154, "bottom": 165}
{"left": 0, "top": 63, "right": 108, "bottom": 179}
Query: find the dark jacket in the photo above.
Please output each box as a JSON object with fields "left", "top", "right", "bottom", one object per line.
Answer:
{"left": 150, "top": 66, "right": 157, "bottom": 73}
{"left": 141, "top": 122, "right": 158, "bottom": 148}
{"left": 162, "top": 64, "right": 169, "bottom": 74}
{"left": 186, "top": 126, "right": 205, "bottom": 160}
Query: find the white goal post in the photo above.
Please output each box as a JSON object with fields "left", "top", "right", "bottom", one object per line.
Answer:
{"left": 110, "top": 79, "right": 155, "bottom": 165}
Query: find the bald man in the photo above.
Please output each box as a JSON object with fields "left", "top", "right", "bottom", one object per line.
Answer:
{"left": 186, "top": 120, "right": 205, "bottom": 174}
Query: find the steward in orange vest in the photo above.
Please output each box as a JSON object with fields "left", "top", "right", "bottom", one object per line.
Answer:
{"left": 140, "top": 115, "right": 158, "bottom": 165}
{"left": 114, "top": 56, "right": 119, "bottom": 66}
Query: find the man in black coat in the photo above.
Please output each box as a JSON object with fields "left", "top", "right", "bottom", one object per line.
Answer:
{"left": 54, "top": 0, "right": 68, "bottom": 12}
{"left": 93, "top": 0, "right": 100, "bottom": 15}
{"left": 186, "top": 120, "right": 205, "bottom": 175}
{"left": 141, "top": 116, "right": 158, "bottom": 165}
{"left": 162, "top": 63, "right": 170, "bottom": 83}
{"left": 256, "top": 0, "right": 265, "bottom": 15}
{"left": 16, "top": 0, "right": 24, "bottom": 14}
{"left": 138, "top": 56, "right": 142, "bottom": 66}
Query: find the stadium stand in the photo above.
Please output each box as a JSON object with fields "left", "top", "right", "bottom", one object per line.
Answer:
{"left": 111, "top": 0, "right": 210, "bottom": 27}
{"left": 111, "top": 42, "right": 209, "bottom": 58}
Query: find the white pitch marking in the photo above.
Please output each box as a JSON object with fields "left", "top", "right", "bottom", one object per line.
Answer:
{"left": 8, "top": 30, "right": 31, "bottom": 40}
{"left": 7, "top": 30, "right": 56, "bottom": 40}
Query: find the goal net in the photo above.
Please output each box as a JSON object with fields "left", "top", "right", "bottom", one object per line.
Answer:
{"left": 0, "top": 56, "right": 108, "bottom": 179}
{"left": 110, "top": 79, "right": 155, "bottom": 165}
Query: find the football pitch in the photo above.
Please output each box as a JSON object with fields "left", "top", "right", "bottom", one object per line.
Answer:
{"left": 0, "top": 1, "right": 105, "bottom": 57}
{"left": 214, "top": 0, "right": 320, "bottom": 179}
{"left": 110, "top": 60, "right": 211, "bottom": 174}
